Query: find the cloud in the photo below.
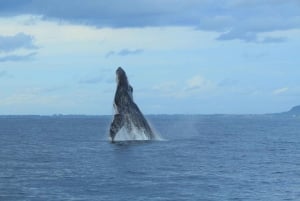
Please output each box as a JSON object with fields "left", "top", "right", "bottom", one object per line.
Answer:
{"left": 0, "top": 52, "right": 37, "bottom": 62}
{"left": 153, "top": 75, "right": 215, "bottom": 98}
{"left": 0, "top": 1, "right": 299, "bottom": 42}
{"left": 106, "top": 48, "right": 143, "bottom": 58}
{"left": 0, "top": 32, "right": 38, "bottom": 52}
{"left": 261, "top": 37, "right": 287, "bottom": 44}
{"left": 273, "top": 87, "right": 289, "bottom": 95}
{"left": 282, "top": 87, "right": 300, "bottom": 97}
{"left": 185, "top": 75, "right": 214, "bottom": 92}
{"left": 217, "top": 30, "right": 288, "bottom": 43}
{"left": 217, "top": 31, "right": 257, "bottom": 42}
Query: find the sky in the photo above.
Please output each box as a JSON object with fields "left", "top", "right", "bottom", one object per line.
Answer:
{"left": 0, "top": 0, "right": 299, "bottom": 115}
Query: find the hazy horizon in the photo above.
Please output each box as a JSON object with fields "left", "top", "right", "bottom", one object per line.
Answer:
{"left": 0, "top": 105, "right": 296, "bottom": 116}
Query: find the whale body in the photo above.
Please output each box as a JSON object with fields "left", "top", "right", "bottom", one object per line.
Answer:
{"left": 109, "top": 67, "right": 155, "bottom": 142}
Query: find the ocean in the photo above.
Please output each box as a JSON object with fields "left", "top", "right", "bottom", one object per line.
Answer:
{"left": 0, "top": 114, "right": 300, "bottom": 201}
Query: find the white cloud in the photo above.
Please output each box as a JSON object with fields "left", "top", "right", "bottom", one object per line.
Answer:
{"left": 106, "top": 48, "right": 144, "bottom": 58}
{"left": 185, "top": 75, "right": 214, "bottom": 91}
{"left": 273, "top": 87, "right": 289, "bottom": 95}
{"left": 153, "top": 75, "right": 216, "bottom": 99}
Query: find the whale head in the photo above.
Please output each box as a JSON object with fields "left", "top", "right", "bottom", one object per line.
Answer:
{"left": 116, "top": 67, "right": 129, "bottom": 86}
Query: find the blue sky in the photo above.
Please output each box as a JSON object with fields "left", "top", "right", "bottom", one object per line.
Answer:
{"left": 0, "top": 0, "right": 299, "bottom": 115}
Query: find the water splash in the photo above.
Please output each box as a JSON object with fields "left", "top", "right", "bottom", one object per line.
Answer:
{"left": 109, "top": 121, "right": 163, "bottom": 142}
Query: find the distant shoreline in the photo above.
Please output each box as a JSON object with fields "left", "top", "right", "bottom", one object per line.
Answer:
{"left": 0, "top": 105, "right": 299, "bottom": 117}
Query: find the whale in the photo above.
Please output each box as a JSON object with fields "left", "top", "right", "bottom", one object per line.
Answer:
{"left": 109, "top": 67, "right": 155, "bottom": 142}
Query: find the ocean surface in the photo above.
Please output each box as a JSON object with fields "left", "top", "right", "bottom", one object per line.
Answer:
{"left": 1, "top": 114, "right": 300, "bottom": 201}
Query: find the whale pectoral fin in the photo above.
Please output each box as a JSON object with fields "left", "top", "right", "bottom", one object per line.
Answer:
{"left": 109, "top": 114, "right": 124, "bottom": 142}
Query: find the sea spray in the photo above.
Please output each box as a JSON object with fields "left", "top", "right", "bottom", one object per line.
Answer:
{"left": 110, "top": 121, "right": 163, "bottom": 142}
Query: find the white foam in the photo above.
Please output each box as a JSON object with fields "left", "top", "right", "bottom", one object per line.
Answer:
{"left": 111, "top": 122, "right": 163, "bottom": 142}
{"left": 113, "top": 127, "right": 147, "bottom": 141}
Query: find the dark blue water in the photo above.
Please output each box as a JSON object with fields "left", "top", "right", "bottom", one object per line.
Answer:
{"left": 1, "top": 115, "right": 300, "bottom": 201}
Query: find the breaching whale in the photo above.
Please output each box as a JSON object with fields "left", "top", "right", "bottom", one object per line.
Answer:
{"left": 109, "top": 67, "right": 155, "bottom": 142}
